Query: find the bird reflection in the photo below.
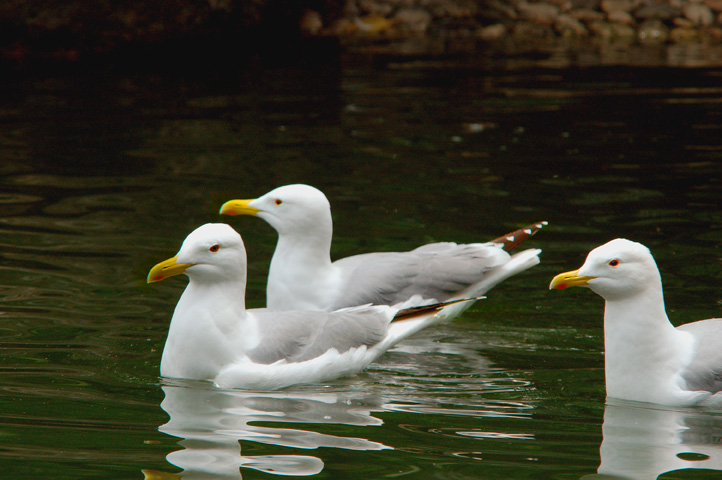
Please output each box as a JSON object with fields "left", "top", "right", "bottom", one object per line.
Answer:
{"left": 145, "top": 380, "right": 390, "bottom": 479}
{"left": 584, "top": 398, "right": 722, "bottom": 479}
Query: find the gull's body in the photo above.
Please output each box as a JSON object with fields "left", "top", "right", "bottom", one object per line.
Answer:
{"left": 550, "top": 238, "right": 722, "bottom": 407}
{"left": 148, "top": 223, "right": 473, "bottom": 390}
{"left": 220, "top": 184, "right": 544, "bottom": 312}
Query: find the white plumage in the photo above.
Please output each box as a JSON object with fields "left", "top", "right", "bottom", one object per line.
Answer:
{"left": 550, "top": 238, "right": 722, "bottom": 407}
{"left": 220, "top": 184, "right": 543, "bottom": 312}
{"left": 148, "top": 223, "right": 475, "bottom": 390}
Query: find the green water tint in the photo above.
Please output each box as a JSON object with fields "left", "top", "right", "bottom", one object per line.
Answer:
{"left": 1, "top": 57, "right": 722, "bottom": 478}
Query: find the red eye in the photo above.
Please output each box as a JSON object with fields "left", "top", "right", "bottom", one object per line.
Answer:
{"left": 209, "top": 244, "right": 220, "bottom": 253}
{"left": 275, "top": 199, "right": 283, "bottom": 205}
{"left": 609, "top": 259, "right": 619, "bottom": 267}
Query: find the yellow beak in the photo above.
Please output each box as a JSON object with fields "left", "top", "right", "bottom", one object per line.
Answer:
{"left": 549, "top": 269, "right": 595, "bottom": 290}
{"left": 219, "top": 199, "right": 260, "bottom": 216}
{"left": 147, "top": 256, "right": 194, "bottom": 283}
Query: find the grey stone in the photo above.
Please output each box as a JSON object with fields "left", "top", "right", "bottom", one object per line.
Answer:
{"left": 635, "top": 3, "right": 682, "bottom": 20}
{"left": 556, "top": 14, "right": 589, "bottom": 35}
{"left": 517, "top": 1, "right": 561, "bottom": 25}
{"left": 477, "top": 23, "right": 507, "bottom": 40}
{"left": 701, "top": 0, "right": 722, "bottom": 11}
{"left": 601, "top": 0, "right": 638, "bottom": 14}
{"left": 683, "top": 3, "right": 715, "bottom": 25}
{"left": 608, "top": 10, "right": 637, "bottom": 24}
{"left": 672, "top": 16, "right": 695, "bottom": 27}
{"left": 357, "top": 0, "right": 395, "bottom": 16}
{"left": 570, "top": 8, "right": 607, "bottom": 21}
{"left": 670, "top": 25, "right": 700, "bottom": 42}
{"left": 488, "top": 0, "right": 520, "bottom": 19}
{"left": 588, "top": 20, "right": 614, "bottom": 38}
{"left": 571, "top": 0, "right": 602, "bottom": 10}
{"left": 546, "top": 0, "right": 574, "bottom": 12}
{"left": 394, "top": 7, "right": 433, "bottom": 33}
{"left": 609, "top": 22, "right": 637, "bottom": 41}
{"left": 512, "top": 21, "right": 556, "bottom": 40}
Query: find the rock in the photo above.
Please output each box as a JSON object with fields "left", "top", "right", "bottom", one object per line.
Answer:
{"left": 488, "top": 0, "right": 519, "bottom": 20}
{"left": 601, "top": 0, "right": 638, "bottom": 14}
{"left": 589, "top": 20, "right": 635, "bottom": 42}
{"left": 476, "top": 23, "right": 507, "bottom": 40}
{"left": 701, "top": 0, "right": 722, "bottom": 12}
{"left": 673, "top": 16, "right": 695, "bottom": 27}
{"left": 546, "top": 0, "right": 574, "bottom": 12}
{"left": 571, "top": 0, "right": 602, "bottom": 10}
{"left": 670, "top": 26, "right": 700, "bottom": 42}
{"left": 354, "top": 15, "right": 398, "bottom": 34}
{"left": 638, "top": 19, "right": 670, "bottom": 43}
{"left": 556, "top": 14, "right": 589, "bottom": 35}
{"left": 635, "top": 3, "right": 682, "bottom": 20}
{"left": 512, "top": 21, "right": 556, "bottom": 41}
{"left": 704, "top": 26, "right": 722, "bottom": 41}
{"left": 394, "top": 8, "right": 433, "bottom": 33}
{"left": 609, "top": 22, "right": 637, "bottom": 41}
{"left": 300, "top": 10, "right": 323, "bottom": 36}
{"left": 608, "top": 10, "right": 636, "bottom": 24}
{"left": 517, "top": 1, "right": 561, "bottom": 25}
{"left": 428, "top": 0, "right": 478, "bottom": 17}
{"left": 570, "top": 8, "right": 607, "bottom": 21}
{"left": 356, "top": 0, "right": 394, "bottom": 16}
{"left": 588, "top": 20, "right": 614, "bottom": 39}
{"left": 683, "top": 3, "right": 714, "bottom": 25}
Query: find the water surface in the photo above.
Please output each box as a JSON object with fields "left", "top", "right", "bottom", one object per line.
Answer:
{"left": 1, "top": 56, "right": 722, "bottom": 479}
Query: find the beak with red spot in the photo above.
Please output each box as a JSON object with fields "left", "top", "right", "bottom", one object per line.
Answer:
{"left": 147, "top": 256, "right": 194, "bottom": 283}
{"left": 549, "top": 269, "right": 595, "bottom": 290}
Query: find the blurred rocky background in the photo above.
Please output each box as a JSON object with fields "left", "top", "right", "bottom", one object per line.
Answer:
{"left": 3, "top": 0, "right": 722, "bottom": 66}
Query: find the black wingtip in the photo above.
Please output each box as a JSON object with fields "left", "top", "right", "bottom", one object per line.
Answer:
{"left": 491, "top": 221, "right": 548, "bottom": 252}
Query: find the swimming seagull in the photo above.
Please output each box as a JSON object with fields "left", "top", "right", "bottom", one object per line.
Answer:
{"left": 219, "top": 184, "right": 546, "bottom": 312}
{"left": 549, "top": 238, "right": 722, "bottom": 407}
{"left": 147, "top": 223, "right": 478, "bottom": 390}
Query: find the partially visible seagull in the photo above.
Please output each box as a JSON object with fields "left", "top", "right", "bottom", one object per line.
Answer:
{"left": 220, "top": 184, "right": 545, "bottom": 313}
{"left": 148, "top": 223, "right": 478, "bottom": 390}
{"left": 550, "top": 238, "right": 722, "bottom": 407}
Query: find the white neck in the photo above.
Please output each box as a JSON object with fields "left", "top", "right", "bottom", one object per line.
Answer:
{"left": 266, "top": 221, "right": 339, "bottom": 310}
{"left": 603, "top": 285, "right": 695, "bottom": 405}
{"left": 161, "top": 274, "right": 249, "bottom": 380}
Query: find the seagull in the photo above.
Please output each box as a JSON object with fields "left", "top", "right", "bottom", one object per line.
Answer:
{"left": 549, "top": 238, "right": 722, "bottom": 407}
{"left": 219, "top": 184, "right": 545, "bottom": 312}
{"left": 148, "top": 223, "right": 477, "bottom": 390}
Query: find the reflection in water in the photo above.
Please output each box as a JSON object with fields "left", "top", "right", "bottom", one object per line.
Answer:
{"left": 151, "top": 381, "right": 390, "bottom": 478}
{"left": 585, "top": 399, "right": 722, "bottom": 480}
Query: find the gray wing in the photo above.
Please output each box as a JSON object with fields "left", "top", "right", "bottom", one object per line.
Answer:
{"left": 330, "top": 242, "right": 509, "bottom": 310}
{"left": 678, "top": 318, "right": 722, "bottom": 393}
{"left": 246, "top": 307, "right": 390, "bottom": 365}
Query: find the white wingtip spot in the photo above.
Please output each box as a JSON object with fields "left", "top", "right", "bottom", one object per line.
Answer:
{"left": 507, "top": 236, "right": 515, "bottom": 242}
{"left": 523, "top": 229, "right": 532, "bottom": 234}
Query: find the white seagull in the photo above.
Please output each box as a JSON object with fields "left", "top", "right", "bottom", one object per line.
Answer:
{"left": 148, "top": 223, "right": 477, "bottom": 390}
{"left": 549, "top": 238, "right": 722, "bottom": 407}
{"left": 219, "top": 184, "right": 545, "bottom": 312}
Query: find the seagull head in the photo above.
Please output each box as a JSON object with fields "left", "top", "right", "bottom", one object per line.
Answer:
{"left": 219, "top": 184, "right": 332, "bottom": 236}
{"left": 148, "top": 223, "right": 247, "bottom": 284}
{"left": 550, "top": 238, "right": 661, "bottom": 301}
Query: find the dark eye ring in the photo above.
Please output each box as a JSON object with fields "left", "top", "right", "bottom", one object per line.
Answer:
{"left": 209, "top": 244, "right": 220, "bottom": 253}
{"left": 609, "top": 259, "right": 619, "bottom": 267}
{"left": 275, "top": 199, "right": 283, "bottom": 205}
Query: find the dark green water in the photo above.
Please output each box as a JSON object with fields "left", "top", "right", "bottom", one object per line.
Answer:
{"left": 1, "top": 55, "right": 722, "bottom": 479}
